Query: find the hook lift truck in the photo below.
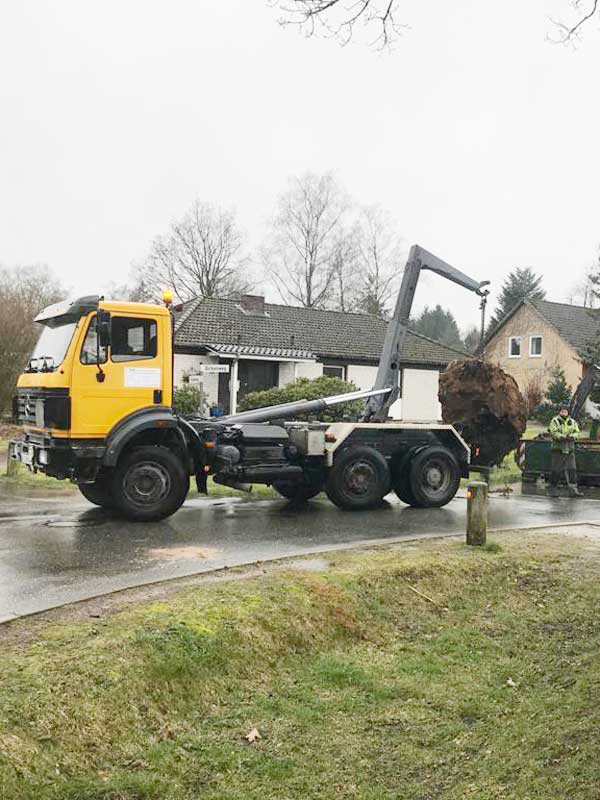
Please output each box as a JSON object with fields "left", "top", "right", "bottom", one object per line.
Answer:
{"left": 9, "top": 245, "right": 489, "bottom": 522}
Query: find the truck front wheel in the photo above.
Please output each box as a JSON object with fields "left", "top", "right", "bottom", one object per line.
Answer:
{"left": 111, "top": 446, "right": 189, "bottom": 522}
{"left": 78, "top": 470, "right": 114, "bottom": 509}
{"left": 326, "top": 446, "right": 390, "bottom": 510}
{"left": 408, "top": 446, "right": 460, "bottom": 508}
{"left": 273, "top": 477, "right": 323, "bottom": 502}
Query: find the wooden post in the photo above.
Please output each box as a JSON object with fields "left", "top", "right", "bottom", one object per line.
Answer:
{"left": 466, "top": 481, "right": 488, "bottom": 546}
{"left": 6, "top": 455, "right": 18, "bottom": 477}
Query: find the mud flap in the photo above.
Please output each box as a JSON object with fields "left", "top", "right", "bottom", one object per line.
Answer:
{"left": 196, "top": 471, "right": 208, "bottom": 495}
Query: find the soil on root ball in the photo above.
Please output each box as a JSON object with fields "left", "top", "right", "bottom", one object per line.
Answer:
{"left": 439, "top": 359, "right": 527, "bottom": 467}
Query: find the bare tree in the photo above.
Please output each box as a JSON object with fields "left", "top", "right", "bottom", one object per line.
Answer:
{"left": 353, "top": 205, "right": 403, "bottom": 317}
{"left": 102, "top": 278, "right": 155, "bottom": 303}
{"left": 550, "top": 1, "right": 599, "bottom": 43}
{"left": 263, "top": 172, "right": 350, "bottom": 308}
{"left": 331, "top": 226, "right": 360, "bottom": 312}
{"left": 274, "top": 1, "right": 599, "bottom": 48}
{"left": 581, "top": 244, "right": 600, "bottom": 306}
{"left": 136, "top": 200, "right": 252, "bottom": 303}
{"left": 567, "top": 273, "right": 596, "bottom": 308}
{"left": 0, "top": 265, "right": 64, "bottom": 414}
{"left": 269, "top": 0, "right": 406, "bottom": 49}
{"left": 272, "top": 0, "right": 405, "bottom": 48}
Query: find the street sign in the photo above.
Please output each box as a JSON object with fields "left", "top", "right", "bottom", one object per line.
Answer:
{"left": 200, "top": 364, "right": 230, "bottom": 374}
{"left": 188, "top": 375, "right": 203, "bottom": 385}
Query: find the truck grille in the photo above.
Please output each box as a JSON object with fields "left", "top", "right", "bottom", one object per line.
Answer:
{"left": 13, "top": 388, "right": 70, "bottom": 430}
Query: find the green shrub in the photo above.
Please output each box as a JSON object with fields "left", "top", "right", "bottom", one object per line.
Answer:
{"left": 534, "top": 367, "right": 572, "bottom": 424}
{"left": 238, "top": 375, "right": 365, "bottom": 422}
{"left": 173, "top": 384, "right": 207, "bottom": 416}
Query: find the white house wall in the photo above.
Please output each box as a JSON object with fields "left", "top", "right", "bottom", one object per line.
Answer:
{"left": 346, "top": 364, "right": 377, "bottom": 391}
{"left": 174, "top": 353, "right": 441, "bottom": 422}
{"left": 278, "top": 361, "right": 297, "bottom": 387}
{"left": 297, "top": 362, "right": 323, "bottom": 380}
{"left": 174, "top": 354, "right": 220, "bottom": 406}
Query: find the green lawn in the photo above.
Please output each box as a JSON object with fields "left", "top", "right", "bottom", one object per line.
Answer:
{"left": 1, "top": 531, "right": 600, "bottom": 799}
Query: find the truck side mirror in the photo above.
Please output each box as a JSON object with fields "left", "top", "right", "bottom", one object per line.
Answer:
{"left": 97, "top": 311, "right": 112, "bottom": 348}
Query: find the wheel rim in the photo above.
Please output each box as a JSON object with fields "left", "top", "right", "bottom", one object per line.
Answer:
{"left": 123, "top": 461, "right": 171, "bottom": 508}
{"left": 343, "top": 460, "right": 378, "bottom": 497}
{"left": 419, "top": 458, "right": 451, "bottom": 499}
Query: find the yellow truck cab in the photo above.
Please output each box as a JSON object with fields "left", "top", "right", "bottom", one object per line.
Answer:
{"left": 10, "top": 295, "right": 194, "bottom": 521}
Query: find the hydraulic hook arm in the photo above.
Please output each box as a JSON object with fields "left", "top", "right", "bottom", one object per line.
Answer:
{"left": 363, "top": 244, "right": 490, "bottom": 422}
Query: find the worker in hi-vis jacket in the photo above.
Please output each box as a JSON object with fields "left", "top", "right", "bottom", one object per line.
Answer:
{"left": 547, "top": 405, "right": 583, "bottom": 497}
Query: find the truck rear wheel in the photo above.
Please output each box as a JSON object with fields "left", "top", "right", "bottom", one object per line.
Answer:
{"left": 111, "top": 446, "right": 189, "bottom": 522}
{"left": 408, "top": 446, "right": 460, "bottom": 508}
{"left": 392, "top": 466, "right": 418, "bottom": 506}
{"left": 326, "top": 446, "right": 390, "bottom": 510}
{"left": 78, "top": 471, "right": 114, "bottom": 509}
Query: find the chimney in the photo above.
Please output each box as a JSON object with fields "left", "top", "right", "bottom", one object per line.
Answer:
{"left": 240, "top": 294, "right": 266, "bottom": 316}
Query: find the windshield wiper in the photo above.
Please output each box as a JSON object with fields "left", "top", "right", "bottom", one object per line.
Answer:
{"left": 40, "top": 356, "right": 56, "bottom": 372}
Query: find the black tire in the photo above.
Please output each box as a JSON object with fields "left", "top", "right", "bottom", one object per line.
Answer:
{"left": 273, "top": 478, "right": 323, "bottom": 502}
{"left": 408, "top": 446, "right": 460, "bottom": 508}
{"left": 78, "top": 471, "right": 115, "bottom": 509}
{"left": 111, "top": 446, "right": 189, "bottom": 522}
{"left": 392, "top": 463, "right": 418, "bottom": 506}
{"left": 325, "top": 446, "right": 390, "bottom": 511}
{"left": 521, "top": 472, "right": 538, "bottom": 484}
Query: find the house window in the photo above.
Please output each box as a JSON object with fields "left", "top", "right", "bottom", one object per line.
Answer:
{"left": 323, "top": 365, "right": 346, "bottom": 380}
{"left": 237, "top": 360, "right": 279, "bottom": 398}
{"left": 529, "top": 336, "right": 543, "bottom": 357}
{"left": 508, "top": 337, "right": 521, "bottom": 357}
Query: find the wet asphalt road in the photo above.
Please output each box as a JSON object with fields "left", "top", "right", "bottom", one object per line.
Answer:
{"left": 2, "top": 488, "right": 600, "bottom": 622}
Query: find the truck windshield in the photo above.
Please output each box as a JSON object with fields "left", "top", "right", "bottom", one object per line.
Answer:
{"left": 28, "top": 321, "right": 77, "bottom": 371}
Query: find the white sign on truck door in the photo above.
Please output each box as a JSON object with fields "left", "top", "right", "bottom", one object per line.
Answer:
{"left": 124, "top": 367, "right": 162, "bottom": 388}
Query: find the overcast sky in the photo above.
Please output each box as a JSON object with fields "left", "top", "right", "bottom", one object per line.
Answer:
{"left": 1, "top": 0, "right": 599, "bottom": 330}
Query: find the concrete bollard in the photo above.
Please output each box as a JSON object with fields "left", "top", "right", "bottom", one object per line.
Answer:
{"left": 466, "top": 481, "right": 488, "bottom": 546}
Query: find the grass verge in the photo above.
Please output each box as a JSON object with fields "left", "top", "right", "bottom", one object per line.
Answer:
{"left": 1, "top": 531, "right": 600, "bottom": 799}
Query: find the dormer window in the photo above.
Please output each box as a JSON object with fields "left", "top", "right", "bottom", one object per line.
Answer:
{"left": 509, "top": 336, "right": 521, "bottom": 357}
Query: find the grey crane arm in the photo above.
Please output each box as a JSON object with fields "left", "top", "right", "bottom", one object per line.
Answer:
{"left": 363, "top": 244, "right": 489, "bottom": 423}
{"left": 415, "top": 246, "right": 490, "bottom": 297}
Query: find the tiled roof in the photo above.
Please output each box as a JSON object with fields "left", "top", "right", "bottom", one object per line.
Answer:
{"left": 486, "top": 298, "right": 600, "bottom": 356}
{"left": 175, "top": 296, "right": 467, "bottom": 367}
{"left": 529, "top": 299, "right": 600, "bottom": 355}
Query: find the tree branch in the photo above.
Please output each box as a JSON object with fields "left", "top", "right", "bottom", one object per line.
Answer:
{"left": 550, "top": 0, "right": 599, "bottom": 43}
{"left": 272, "top": 0, "right": 407, "bottom": 49}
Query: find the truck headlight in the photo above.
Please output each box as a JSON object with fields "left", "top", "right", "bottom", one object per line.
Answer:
{"left": 38, "top": 449, "right": 49, "bottom": 466}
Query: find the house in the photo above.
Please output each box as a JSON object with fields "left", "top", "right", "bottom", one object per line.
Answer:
{"left": 484, "top": 298, "right": 599, "bottom": 395}
{"left": 174, "top": 294, "right": 467, "bottom": 420}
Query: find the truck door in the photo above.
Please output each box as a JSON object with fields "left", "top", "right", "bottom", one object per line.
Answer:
{"left": 71, "top": 312, "right": 166, "bottom": 437}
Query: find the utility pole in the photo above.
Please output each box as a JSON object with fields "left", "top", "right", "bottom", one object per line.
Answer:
{"left": 479, "top": 289, "right": 489, "bottom": 350}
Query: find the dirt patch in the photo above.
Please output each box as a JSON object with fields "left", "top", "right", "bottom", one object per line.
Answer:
{"left": 439, "top": 359, "right": 527, "bottom": 466}
{"left": 148, "top": 545, "right": 221, "bottom": 561}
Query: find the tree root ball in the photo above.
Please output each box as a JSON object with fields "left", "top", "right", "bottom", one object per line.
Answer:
{"left": 439, "top": 360, "right": 527, "bottom": 466}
